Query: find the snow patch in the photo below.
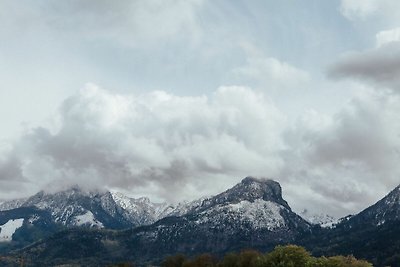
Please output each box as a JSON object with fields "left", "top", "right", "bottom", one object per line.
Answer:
{"left": 28, "top": 215, "right": 40, "bottom": 224}
{"left": 73, "top": 211, "right": 103, "bottom": 228}
{"left": 196, "top": 199, "right": 285, "bottom": 230}
{"left": 0, "top": 219, "right": 24, "bottom": 242}
{"left": 377, "top": 220, "right": 385, "bottom": 226}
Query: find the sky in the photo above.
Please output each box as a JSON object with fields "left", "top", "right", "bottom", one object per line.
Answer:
{"left": 1, "top": 0, "right": 400, "bottom": 217}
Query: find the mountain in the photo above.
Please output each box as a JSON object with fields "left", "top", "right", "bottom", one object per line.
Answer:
{"left": 12, "top": 177, "right": 312, "bottom": 266}
{"left": 7, "top": 187, "right": 133, "bottom": 229}
{"left": 110, "top": 192, "right": 174, "bottom": 225}
{"left": 0, "top": 188, "right": 135, "bottom": 254}
{"left": 0, "top": 187, "right": 178, "bottom": 231}
{"left": 0, "top": 185, "right": 212, "bottom": 251}
{"left": 0, "top": 187, "right": 183, "bottom": 255}
{"left": 0, "top": 198, "right": 28, "bottom": 211}
{"left": 0, "top": 187, "right": 209, "bottom": 230}
{"left": 301, "top": 184, "right": 400, "bottom": 267}
{"left": 344, "top": 185, "right": 400, "bottom": 227}
{"left": 300, "top": 210, "right": 338, "bottom": 228}
{"left": 3, "top": 178, "right": 400, "bottom": 266}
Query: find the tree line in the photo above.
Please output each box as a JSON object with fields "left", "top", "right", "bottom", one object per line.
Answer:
{"left": 160, "top": 245, "right": 373, "bottom": 267}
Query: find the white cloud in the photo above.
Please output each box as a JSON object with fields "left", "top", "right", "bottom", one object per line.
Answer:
{"left": 340, "top": 0, "right": 380, "bottom": 20}
{"left": 340, "top": 0, "right": 400, "bottom": 27}
{"left": 1, "top": 83, "right": 399, "bottom": 218}
{"left": 233, "top": 57, "right": 309, "bottom": 90}
{"left": 376, "top": 27, "right": 400, "bottom": 47}
{"left": 232, "top": 43, "right": 310, "bottom": 91}
{"left": 0, "top": 84, "right": 286, "bottom": 202}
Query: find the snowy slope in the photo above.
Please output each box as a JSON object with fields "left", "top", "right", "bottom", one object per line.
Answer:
{"left": 2, "top": 187, "right": 131, "bottom": 229}
{"left": 110, "top": 192, "right": 173, "bottom": 225}
{"left": 195, "top": 199, "right": 285, "bottom": 230}
{"left": 0, "top": 198, "right": 27, "bottom": 211}
{"left": 113, "top": 176, "right": 301, "bottom": 231}
{"left": 1, "top": 187, "right": 175, "bottom": 230}
{"left": 0, "top": 218, "right": 24, "bottom": 241}
{"left": 0, "top": 177, "right": 314, "bottom": 234}
{"left": 167, "top": 197, "right": 210, "bottom": 217}
{"left": 73, "top": 211, "right": 104, "bottom": 228}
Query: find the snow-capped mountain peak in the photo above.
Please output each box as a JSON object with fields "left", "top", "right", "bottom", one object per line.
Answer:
{"left": 0, "top": 186, "right": 133, "bottom": 229}
{"left": 110, "top": 191, "right": 172, "bottom": 225}
{"left": 190, "top": 176, "right": 291, "bottom": 213}
{"left": 0, "top": 197, "right": 28, "bottom": 211}
{"left": 0, "top": 177, "right": 312, "bottom": 235}
{"left": 300, "top": 209, "right": 338, "bottom": 228}
{"left": 164, "top": 176, "right": 312, "bottom": 235}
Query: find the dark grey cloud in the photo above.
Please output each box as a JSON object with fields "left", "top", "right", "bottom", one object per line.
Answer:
{"left": 0, "top": 156, "right": 24, "bottom": 183}
{"left": 328, "top": 43, "right": 400, "bottom": 91}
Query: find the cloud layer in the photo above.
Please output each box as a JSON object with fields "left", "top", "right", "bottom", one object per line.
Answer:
{"left": 0, "top": 84, "right": 286, "bottom": 202}
{"left": 1, "top": 83, "right": 399, "bottom": 217}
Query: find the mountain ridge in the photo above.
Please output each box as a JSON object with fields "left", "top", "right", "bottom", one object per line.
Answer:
{"left": 6, "top": 177, "right": 313, "bottom": 266}
{"left": 2, "top": 178, "right": 400, "bottom": 266}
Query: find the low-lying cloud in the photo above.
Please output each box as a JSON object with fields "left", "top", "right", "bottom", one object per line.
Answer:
{"left": 1, "top": 84, "right": 399, "bottom": 217}
{"left": 0, "top": 84, "right": 285, "bottom": 202}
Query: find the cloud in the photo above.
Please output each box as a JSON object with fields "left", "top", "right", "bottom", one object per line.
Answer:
{"left": 0, "top": 0, "right": 204, "bottom": 47}
{"left": 0, "top": 84, "right": 285, "bottom": 202}
{"left": 376, "top": 27, "right": 400, "bottom": 47}
{"left": 340, "top": 0, "right": 380, "bottom": 20}
{"left": 327, "top": 42, "right": 400, "bottom": 91}
{"left": 340, "top": 0, "right": 400, "bottom": 22}
{"left": 0, "top": 83, "right": 399, "bottom": 217}
{"left": 232, "top": 43, "right": 310, "bottom": 91}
